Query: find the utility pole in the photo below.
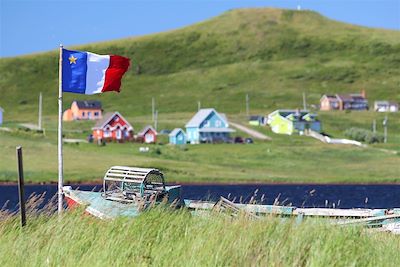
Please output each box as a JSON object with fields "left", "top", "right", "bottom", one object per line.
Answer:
{"left": 198, "top": 101, "right": 201, "bottom": 111}
{"left": 246, "top": 93, "right": 249, "bottom": 117}
{"left": 38, "top": 92, "right": 42, "bottom": 130}
{"left": 154, "top": 110, "right": 158, "bottom": 131}
{"left": 152, "top": 97, "right": 155, "bottom": 122}
{"left": 372, "top": 119, "right": 376, "bottom": 133}
{"left": 383, "top": 115, "right": 388, "bottom": 143}
{"left": 302, "top": 92, "right": 307, "bottom": 111}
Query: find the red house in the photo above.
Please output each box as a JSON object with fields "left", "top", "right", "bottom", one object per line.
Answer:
{"left": 92, "top": 112, "right": 133, "bottom": 142}
{"left": 138, "top": 125, "right": 157, "bottom": 143}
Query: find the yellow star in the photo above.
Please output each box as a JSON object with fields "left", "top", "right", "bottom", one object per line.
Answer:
{"left": 68, "top": 55, "right": 77, "bottom": 64}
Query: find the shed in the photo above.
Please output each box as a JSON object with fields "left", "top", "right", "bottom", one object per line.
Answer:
{"left": 138, "top": 125, "right": 157, "bottom": 143}
{"left": 249, "top": 115, "right": 266, "bottom": 126}
{"left": 169, "top": 128, "right": 187, "bottom": 145}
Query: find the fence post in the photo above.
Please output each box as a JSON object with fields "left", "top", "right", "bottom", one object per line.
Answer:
{"left": 16, "top": 146, "right": 26, "bottom": 227}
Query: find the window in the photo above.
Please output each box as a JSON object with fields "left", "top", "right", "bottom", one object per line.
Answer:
{"left": 203, "top": 120, "right": 210, "bottom": 127}
{"left": 104, "top": 127, "right": 111, "bottom": 138}
{"left": 82, "top": 112, "right": 85, "bottom": 117}
{"left": 88, "top": 112, "right": 92, "bottom": 118}
{"left": 94, "top": 112, "right": 99, "bottom": 117}
{"left": 215, "top": 120, "right": 221, "bottom": 127}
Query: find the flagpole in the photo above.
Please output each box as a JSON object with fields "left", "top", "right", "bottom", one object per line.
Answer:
{"left": 58, "top": 44, "right": 64, "bottom": 214}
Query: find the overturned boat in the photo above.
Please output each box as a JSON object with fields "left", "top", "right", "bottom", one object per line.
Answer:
{"left": 63, "top": 166, "right": 181, "bottom": 219}
{"left": 64, "top": 166, "right": 400, "bottom": 234}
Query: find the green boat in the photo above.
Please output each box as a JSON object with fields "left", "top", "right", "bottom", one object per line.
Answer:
{"left": 63, "top": 166, "right": 400, "bottom": 234}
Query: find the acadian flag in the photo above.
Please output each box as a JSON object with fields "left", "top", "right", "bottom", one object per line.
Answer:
{"left": 62, "top": 49, "right": 130, "bottom": 94}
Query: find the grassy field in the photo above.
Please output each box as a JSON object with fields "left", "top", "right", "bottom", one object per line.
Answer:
{"left": 0, "top": 111, "right": 399, "bottom": 184}
{"left": 1, "top": 8, "right": 399, "bottom": 184}
{"left": 1, "top": 207, "right": 399, "bottom": 266}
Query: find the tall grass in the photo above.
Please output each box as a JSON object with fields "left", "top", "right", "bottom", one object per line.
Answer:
{"left": 1, "top": 205, "right": 399, "bottom": 266}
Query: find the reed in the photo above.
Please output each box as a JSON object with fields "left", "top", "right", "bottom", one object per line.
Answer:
{"left": 0, "top": 204, "right": 399, "bottom": 266}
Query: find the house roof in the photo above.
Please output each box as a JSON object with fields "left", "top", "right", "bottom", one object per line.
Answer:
{"left": 375, "top": 101, "right": 399, "bottom": 106}
{"left": 74, "top": 100, "right": 102, "bottom": 109}
{"left": 336, "top": 94, "right": 354, "bottom": 102}
{"left": 169, "top": 128, "right": 185, "bottom": 137}
{"left": 321, "top": 95, "right": 339, "bottom": 102}
{"left": 336, "top": 94, "right": 367, "bottom": 102}
{"left": 185, "top": 108, "right": 228, "bottom": 128}
{"left": 138, "top": 125, "right": 157, "bottom": 136}
{"left": 198, "top": 128, "right": 235, "bottom": 133}
{"left": 249, "top": 115, "right": 263, "bottom": 121}
{"left": 92, "top": 112, "right": 133, "bottom": 130}
{"left": 270, "top": 110, "right": 318, "bottom": 122}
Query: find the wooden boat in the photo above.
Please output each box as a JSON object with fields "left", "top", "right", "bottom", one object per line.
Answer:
{"left": 64, "top": 166, "right": 400, "bottom": 234}
{"left": 63, "top": 166, "right": 182, "bottom": 219}
{"left": 185, "top": 197, "right": 400, "bottom": 234}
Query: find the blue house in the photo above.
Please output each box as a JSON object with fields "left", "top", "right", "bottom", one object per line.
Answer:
{"left": 169, "top": 128, "right": 187, "bottom": 145}
{"left": 185, "top": 108, "right": 235, "bottom": 144}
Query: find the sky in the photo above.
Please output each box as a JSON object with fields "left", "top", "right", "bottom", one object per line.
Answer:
{"left": 1, "top": 0, "right": 399, "bottom": 57}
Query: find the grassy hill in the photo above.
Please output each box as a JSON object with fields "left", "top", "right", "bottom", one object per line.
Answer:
{"left": 0, "top": 8, "right": 399, "bottom": 184}
{"left": 0, "top": 8, "right": 399, "bottom": 120}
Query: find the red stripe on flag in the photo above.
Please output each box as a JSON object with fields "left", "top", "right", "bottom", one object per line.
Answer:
{"left": 102, "top": 55, "right": 130, "bottom": 93}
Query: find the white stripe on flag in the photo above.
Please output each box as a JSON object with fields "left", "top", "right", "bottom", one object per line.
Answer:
{"left": 85, "top": 52, "right": 110, "bottom": 94}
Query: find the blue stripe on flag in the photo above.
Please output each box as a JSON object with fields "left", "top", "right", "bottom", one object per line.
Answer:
{"left": 62, "top": 49, "right": 87, "bottom": 94}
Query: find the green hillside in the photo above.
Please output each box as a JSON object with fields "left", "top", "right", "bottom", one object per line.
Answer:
{"left": 0, "top": 8, "right": 399, "bottom": 184}
{"left": 0, "top": 8, "right": 399, "bottom": 120}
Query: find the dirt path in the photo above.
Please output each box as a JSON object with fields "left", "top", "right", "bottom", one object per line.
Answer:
{"left": 230, "top": 122, "right": 272, "bottom": 141}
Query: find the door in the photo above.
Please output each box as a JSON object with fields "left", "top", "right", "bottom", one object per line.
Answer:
{"left": 116, "top": 129, "right": 122, "bottom": 140}
{"left": 145, "top": 133, "right": 153, "bottom": 143}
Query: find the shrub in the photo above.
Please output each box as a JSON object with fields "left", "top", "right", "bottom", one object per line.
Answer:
{"left": 344, "top": 127, "right": 384, "bottom": 144}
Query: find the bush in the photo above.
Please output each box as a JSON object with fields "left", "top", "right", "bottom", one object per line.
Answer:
{"left": 344, "top": 127, "right": 384, "bottom": 144}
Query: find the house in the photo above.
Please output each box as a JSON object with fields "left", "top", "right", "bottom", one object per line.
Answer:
{"left": 320, "top": 95, "right": 340, "bottom": 110}
{"left": 248, "top": 115, "right": 266, "bottom": 126}
{"left": 185, "top": 108, "right": 235, "bottom": 144}
{"left": 320, "top": 90, "right": 368, "bottom": 111}
{"left": 267, "top": 110, "right": 322, "bottom": 135}
{"left": 374, "top": 101, "right": 398, "bottom": 112}
{"left": 169, "top": 128, "right": 187, "bottom": 145}
{"left": 138, "top": 125, "right": 157, "bottom": 144}
{"left": 92, "top": 112, "right": 133, "bottom": 142}
{"left": 0, "top": 107, "right": 3, "bottom": 125}
{"left": 63, "top": 100, "right": 102, "bottom": 121}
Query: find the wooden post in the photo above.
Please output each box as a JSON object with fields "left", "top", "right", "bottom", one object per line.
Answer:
{"left": 38, "top": 92, "right": 42, "bottom": 130}
{"left": 245, "top": 94, "right": 249, "bottom": 117}
{"left": 154, "top": 110, "right": 158, "bottom": 131}
{"left": 198, "top": 101, "right": 201, "bottom": 111}
{"left": 302, "top": 92, "right": 307, "bottom": 111}
{"left": 16, "top": 146, "right": 26, "bottom": 227}
{"left": 383, "top": 115, "right": 388, "bottom": 143}
{"left": 152, "top": 97, "right": 155, "bottom": 122}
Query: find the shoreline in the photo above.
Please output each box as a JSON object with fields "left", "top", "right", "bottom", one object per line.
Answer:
{"left": 1, "top": 180, "right": 400, "bottom": 186}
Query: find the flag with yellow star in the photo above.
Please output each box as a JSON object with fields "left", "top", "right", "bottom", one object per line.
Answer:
{"left": 62, "top": 49, "right": 130, "bottom": 94}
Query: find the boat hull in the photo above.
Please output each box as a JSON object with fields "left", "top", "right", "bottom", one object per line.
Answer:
{"left": 63, "top": 185, "right": 182, "bottom": 219}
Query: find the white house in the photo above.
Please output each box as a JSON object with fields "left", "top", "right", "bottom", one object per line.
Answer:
{"left": 374, "top": 101, "right": 398, "bottom": 112}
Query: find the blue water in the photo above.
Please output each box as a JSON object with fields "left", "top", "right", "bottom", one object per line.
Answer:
{"left": 1, "top": 184, "right": 400, "bottom": 211}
